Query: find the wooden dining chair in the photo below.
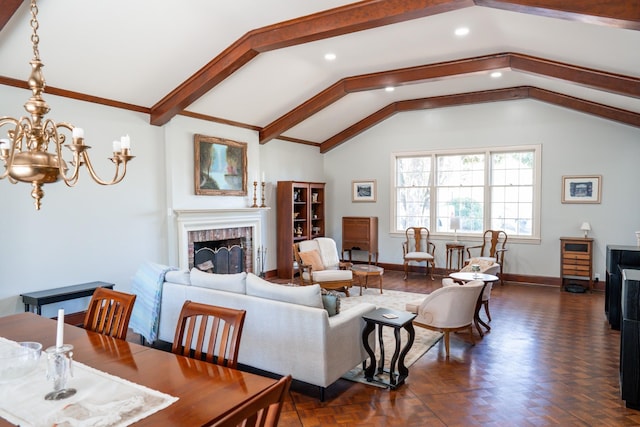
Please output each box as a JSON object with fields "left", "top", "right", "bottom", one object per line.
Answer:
{"left": 208, "top": 374, "right": 292, "bottom": 427}
{"left": 172, "top": 300, "right": 246, "bottom": 369}
{"left": 83, "top": 287, "right": 137, "bottom": 340}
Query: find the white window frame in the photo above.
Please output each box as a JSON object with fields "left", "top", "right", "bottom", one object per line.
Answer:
{"left": 390, "top": 145, "right": 541, "bottom": 242}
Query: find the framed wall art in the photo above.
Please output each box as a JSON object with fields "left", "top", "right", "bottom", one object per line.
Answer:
{"left": 352, "top": 180, "right": 377, "bottom": 202}
{"left": 561, "top": 175, "right": 602, "bottom": 204}
{"left": 194, "top": 134, "right": 247, "bottom": 196}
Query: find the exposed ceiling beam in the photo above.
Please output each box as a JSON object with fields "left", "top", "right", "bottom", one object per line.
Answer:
{"left": 150, "top": 0, "right": 474, "bottom": 126}
{"left": 319, "top": 86, "right": 640, "bottom": 152}
{"left": 0, "top": 0, "right": 22, "bottom": 32}
{"left": 476, "top": 0, "right": 640, "bottom": 30}
{"left": 149, "top": 0, "right": 639, "bottom": 127}
{"left": 261, "top": 52, "right": 640, "bottom": 144}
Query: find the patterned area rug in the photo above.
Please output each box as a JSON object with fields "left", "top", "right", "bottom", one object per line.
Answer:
{"left": 340, "top": 286, "right": 442, "bottom": 387}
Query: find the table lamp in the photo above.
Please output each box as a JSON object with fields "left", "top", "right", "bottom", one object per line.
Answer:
{"left": 450, "top": 217, "right": 461, "bottom": 242}
{"left": 580, "top": 222, "right": 591, "bottom": 238}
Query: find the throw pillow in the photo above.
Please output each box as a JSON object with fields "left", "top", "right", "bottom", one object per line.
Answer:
{"left": 246, "top": 273, "right": 323, "bottom": 308}
{"left": 321, "top": 288, "right": 341, "bottom": 317}
{"left": 461, "top": 258, "right": 496, "bottom": 272}
{"left": 190, "top": 268, "right": 247, "bottom": 294}
{"left": 298, "top": 250, "right": 324, "bottom": 271}
{"left": 165, "top": 269, "right": 191, "bottom": 285}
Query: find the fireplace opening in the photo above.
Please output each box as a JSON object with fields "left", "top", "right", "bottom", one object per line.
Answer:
{"left": 194, "top": 238, "right": 244, "bottom": 274}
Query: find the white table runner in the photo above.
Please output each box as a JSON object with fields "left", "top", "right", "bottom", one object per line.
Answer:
{"left": 0, "top": 337, "right": 178, "bottom": 427}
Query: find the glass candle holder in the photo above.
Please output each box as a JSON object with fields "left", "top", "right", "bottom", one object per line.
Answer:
{"left": 471, "top": 264, "right": 481, "bottom": 279}
{"left": 45, "top": 344, "right": 77, "bottom": 400}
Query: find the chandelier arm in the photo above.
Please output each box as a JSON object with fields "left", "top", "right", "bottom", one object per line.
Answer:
{"left": 0, "top": 118, "right": 23, "bottom": 182}
{"left": 80, "top": 151, "right": 126, "bottom": 186}
{"left": 47, "top": 121, "right": 80, "bottom": 186}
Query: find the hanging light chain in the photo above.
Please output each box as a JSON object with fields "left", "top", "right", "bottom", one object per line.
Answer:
{"left": 30, "top": 0, "right": 40, "bottom": 60}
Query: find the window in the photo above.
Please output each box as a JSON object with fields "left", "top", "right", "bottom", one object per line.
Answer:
{"left": 393, "top": 145, "right": 540, "bottom": 238}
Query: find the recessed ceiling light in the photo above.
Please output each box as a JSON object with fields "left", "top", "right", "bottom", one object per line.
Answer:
{"left": 324, "top": 53, "right": 336, "bottom": 61}
{"left": 454, "top": 27, "right": 469, "bottom": 37}
{"left": 491, "top": 71, "right": 503, "bottom": 78}
{"left": 385, "top": 86, "right": 395, "bottom": 92}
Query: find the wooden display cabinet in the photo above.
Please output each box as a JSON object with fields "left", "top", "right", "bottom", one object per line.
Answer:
{"left": 277, "top": 181, "right": 325, "bottom": 279}
{"left": 342, "top": 216, "right": 378, "bottom": 264}
{"left": 560, "top": 237, "right": 593, "bottom": 292}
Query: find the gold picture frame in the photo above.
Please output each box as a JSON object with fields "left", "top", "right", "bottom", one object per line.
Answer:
{"left": 352, "top": 180, "right": 377, "bottom": 202}
{"left": 194, "top": 134, "right": 247, "bottom": 196}
{"left": 561, "top": 175, "right": 602, "bottom": 204}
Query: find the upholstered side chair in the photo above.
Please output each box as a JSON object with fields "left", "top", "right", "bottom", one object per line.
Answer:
{"left": 405, "top": 281, "right": 484, "bottom": 357}
{"left": 402, "top": 227, "right": 436, "bottom": 280}
{"left": 293, "top": 237, "right": 353, "bottom": 296}
{"left": 83, "top": 287, "right": 137, "bottom": 340}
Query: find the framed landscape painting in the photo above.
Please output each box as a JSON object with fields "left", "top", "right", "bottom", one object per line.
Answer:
{"left": 562, "top": 175, "right": 601, "bottom": 204}
{"left": 352, "top": 180, "right": 377, "bottom": 202}
{"left": 194, "top": 134, "right": 247, "bottom": 196}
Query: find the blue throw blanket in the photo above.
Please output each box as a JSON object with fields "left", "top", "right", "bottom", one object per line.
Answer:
{"left": 130, "top": 262, "right": 176, "bottom": 343}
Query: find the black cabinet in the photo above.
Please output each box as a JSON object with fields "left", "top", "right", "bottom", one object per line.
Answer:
{"left": 621, "top": 269, "right": 640, "bottom": 410}
{"left": 606, "top": 245, "right": 640, "bottom": 330}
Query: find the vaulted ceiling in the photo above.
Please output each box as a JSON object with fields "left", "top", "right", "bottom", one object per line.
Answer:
{"left": 1, "top": 0, "right": 638, "bottom": 152}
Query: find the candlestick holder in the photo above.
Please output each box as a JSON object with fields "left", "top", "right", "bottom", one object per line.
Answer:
{"left": 44, "top": 344, "right": 77, "bottom": 400}
{"left": 251, "top": 181, "right": 258, "bottom": 208}
{"left": 260, "top": 181, "right": 266, "bottom": 208}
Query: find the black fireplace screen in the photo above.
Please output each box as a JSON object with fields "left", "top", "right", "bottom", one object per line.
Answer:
{"left": 194, "top": 243, "right": 244, "bottom": 274}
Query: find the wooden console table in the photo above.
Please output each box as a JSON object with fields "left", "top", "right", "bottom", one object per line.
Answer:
{"left": 21, "top": 281, "right": 114, "bottom": 324}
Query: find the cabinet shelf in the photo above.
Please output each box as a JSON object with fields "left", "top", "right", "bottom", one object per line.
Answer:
{"left": 277, "top": 181, "right": 325, "bottom": 279}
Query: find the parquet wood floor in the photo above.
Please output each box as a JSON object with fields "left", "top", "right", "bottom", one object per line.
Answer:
{"left": 272, "top": 271, "right": 640, "bottom": 426}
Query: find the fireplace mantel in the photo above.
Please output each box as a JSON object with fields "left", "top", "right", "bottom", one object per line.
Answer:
{"left": 174, "top": 208, "right": 268, "bottom": 271}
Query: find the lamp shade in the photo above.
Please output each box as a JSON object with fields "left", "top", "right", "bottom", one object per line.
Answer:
{"left": 450, "top": 217, "right": 461, "bottom": 230}
{"left": 580, "top": 222, "right": 591, "bottom": 237}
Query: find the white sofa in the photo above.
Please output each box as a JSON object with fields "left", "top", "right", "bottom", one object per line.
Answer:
{"left": 154, "top": 268, "right": 376, "bottom": 395}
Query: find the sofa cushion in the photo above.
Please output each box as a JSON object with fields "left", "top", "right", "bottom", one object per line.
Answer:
{"left": 321, "top": 289, "right": 341, "bottom": 316}
{"left": 246, "top": 273, "right": 323, "bottom": 309}
{"left": 299, "top": 249, "right": 324, "bottom": 271}
{"left": 190, "top": 269, "right": 246, "bottom": 294}
{"left": 165, "top": 269, "right": 191, "bottom": 285}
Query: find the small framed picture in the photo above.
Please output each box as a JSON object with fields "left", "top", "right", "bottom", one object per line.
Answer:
{"left": 562, "top": 175, "right": 602, "bottom": 204}
{"left": 352, "top": 180, "right": 377, "bottom": 203}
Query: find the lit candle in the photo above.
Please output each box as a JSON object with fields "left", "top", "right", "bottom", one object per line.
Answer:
{"left": 112, "top": 139, "right": 121, "bottom": 153}
{"left": 56, "top": 308, "right": 64, "bottom": 349}
{"left": 120, "top": 134, "right": 130, "bottom": 150}
{"left": 261, "top": 172, "right": 265, "bottom": 183}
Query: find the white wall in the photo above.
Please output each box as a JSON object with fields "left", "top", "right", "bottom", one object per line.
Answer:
{"left": 324, "top": 99, "right": 640, "bottom": 280}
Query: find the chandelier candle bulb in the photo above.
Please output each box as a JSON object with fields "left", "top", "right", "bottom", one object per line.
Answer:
{"left": 112, "top": 140, "right": 121, "bottom": 153}
{"left": 262, "top": 172, "right": 265, "bottom": 183}
{"left": 56, "top": 309, "right": 64, "bottom": 349}
{"left": 72, "top": 128, "right": 84, "bottom": 139}
{"left": 120, "top": 135, "right": 130, "bottom": 150}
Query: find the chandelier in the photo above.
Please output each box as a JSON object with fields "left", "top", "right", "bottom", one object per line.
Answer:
{"left": 0, "top": 0, "right": 134, "bottom": 210}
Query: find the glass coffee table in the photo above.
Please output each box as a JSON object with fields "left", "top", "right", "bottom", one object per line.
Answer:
{"left": 351, "top": 264, "right": 384, "bottom": 296}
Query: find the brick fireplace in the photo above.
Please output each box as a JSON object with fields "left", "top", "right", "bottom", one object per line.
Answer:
{"left": 174, "top": 209, "right": 264, "bottom": 274}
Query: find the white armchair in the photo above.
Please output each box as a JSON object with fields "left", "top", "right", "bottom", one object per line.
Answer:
{"left": 443, "top": 260, "right": 500, "bottom": 324}
{"left": 293, "top": 237, "right": 353, "bottom": 296}
{"left": 405, "top": 281, "right": 484, "bottom": 357}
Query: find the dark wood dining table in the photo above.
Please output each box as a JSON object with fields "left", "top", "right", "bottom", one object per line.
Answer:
{"left": 0, "top": 312, "right": 277, "bottom": 426}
